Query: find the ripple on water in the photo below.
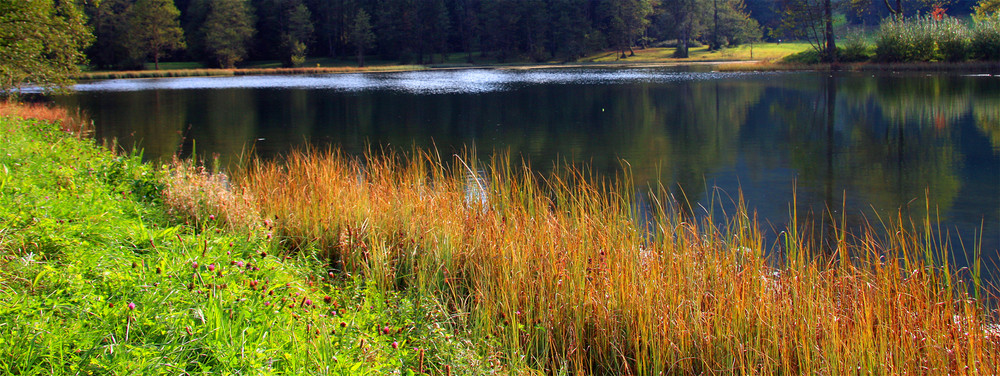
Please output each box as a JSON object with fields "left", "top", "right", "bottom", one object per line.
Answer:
{"left": 62, "top": 68, "right": 771, "bottom": 94}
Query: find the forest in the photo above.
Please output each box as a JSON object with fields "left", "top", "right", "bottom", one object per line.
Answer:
{"left": 82, "top": 0, "right": 981, "bottom": 69}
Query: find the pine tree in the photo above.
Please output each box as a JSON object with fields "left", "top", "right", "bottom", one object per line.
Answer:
{"left": 349, "top": 9, "right": 375, "bottom": 67}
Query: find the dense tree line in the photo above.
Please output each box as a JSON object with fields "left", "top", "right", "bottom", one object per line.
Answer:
{"left": 70, "top": 0, "right": 993, "bottom": 69}
{"left": 0, "top": 0, "right": 990, "bottom": 94}
{"left": 85, "top": 0, "right": 772, "bottom": 68}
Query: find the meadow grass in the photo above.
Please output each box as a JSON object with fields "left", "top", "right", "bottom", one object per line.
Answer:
{"left": 0, "top": 105, "right": 494, "bottom": 374}
{"left": 162, "top": 148, "right": 1000, "bottom": 374}
{"left": 582, "top": 43, "right": 812, "bottom": 63}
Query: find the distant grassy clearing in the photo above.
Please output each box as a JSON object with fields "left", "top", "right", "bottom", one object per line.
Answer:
{"left": 583, "top": 42, "right": 812, "bottom": 63}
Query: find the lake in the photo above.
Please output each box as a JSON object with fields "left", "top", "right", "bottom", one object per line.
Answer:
{"left": 55, "top": 68, "right": 1000, "bottom": 274}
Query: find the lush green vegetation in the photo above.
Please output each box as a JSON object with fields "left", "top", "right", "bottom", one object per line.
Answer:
{"left": 0, "top": 104, "right": 495, "bottom": 374}
{"left": 0, "top": 0, "right": 92, "bottom": 93}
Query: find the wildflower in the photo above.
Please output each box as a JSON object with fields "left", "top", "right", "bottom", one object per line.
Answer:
{"left": 382, "top": 326, "right": 391, "bottom": 335}
{"left": 207, "top": 264, "right": 216, "bottom": 272}
{"left": 324, "top": 295, "right": 332, "bottom": 304}
{"left": 192, "top": 261, "right": 198, "bottom": 269}
{"left": 237, "top": 261, "right": 245, "bottom": 267}
{"left": 304, "top": 298, "right": 313, "bottom": 307}
{"left": 391, "top": 341, "right": 399, "bottom": 349}
{"left": 266, "top": 232, "right": 273, "bottom": 240}
{"left": 209, "top": 214, "right": 216, "bottom": 221}
{"left": 128, "top": 302, "right": 136, "bottom": 310}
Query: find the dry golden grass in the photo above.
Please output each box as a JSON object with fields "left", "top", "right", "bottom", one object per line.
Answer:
{"left": 164, "top": 148, "right": 1000, "bottom": 374}
{"left": 0, "top": 100, "right": 91, "bottom": 137}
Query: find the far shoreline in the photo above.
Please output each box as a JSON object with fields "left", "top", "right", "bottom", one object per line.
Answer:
{"left": 75, "top": 59, "right": 1000, "bottom": 81}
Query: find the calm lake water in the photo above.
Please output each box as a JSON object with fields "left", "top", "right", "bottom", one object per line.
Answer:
{"left": 55, "top": 68, "right": 1000, "bottom": 273}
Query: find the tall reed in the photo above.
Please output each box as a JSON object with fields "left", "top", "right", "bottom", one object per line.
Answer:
{"left": 165, "top": 148, "right": 1000, "bottom": 374}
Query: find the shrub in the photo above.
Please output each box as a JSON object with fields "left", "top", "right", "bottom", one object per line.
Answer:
{"left": 875, "top": 15, "right": 956, "bottom": 62}
{"left": 874, "top": 17, "right": 910, "bottom": 62}
{"left": 937, "top": 18, "right": 971, "bottom": 61}
{"left": 841, "top": 30, "right": 873, "bottom": 62}
{"left": 972, "top": 15, "right": 1000, "bottom": 60}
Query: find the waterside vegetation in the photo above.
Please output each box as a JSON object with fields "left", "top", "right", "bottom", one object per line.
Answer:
{"left": 3, "top": 102, "right": 997, "bottom": 373}
{"left": 0, "top": 104, "right": 494, "bottom": 374}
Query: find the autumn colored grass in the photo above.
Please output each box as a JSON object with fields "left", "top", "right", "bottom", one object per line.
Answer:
{"left": 160, "top": 147, "right": 1000, "bottom": 374}
{"left": 0, "top": 100, "right": 91, "bottom": 136}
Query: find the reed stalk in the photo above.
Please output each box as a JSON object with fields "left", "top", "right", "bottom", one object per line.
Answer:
{"left": 164, "top": 148, "right": 1000, "bottom": 374}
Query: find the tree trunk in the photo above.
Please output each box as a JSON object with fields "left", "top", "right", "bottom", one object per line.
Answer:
{"left": 825, "top": 0, "right": 837, "bottom": 63}
{"left": 713, "top": 0, "right": 719, "bottom": 50}
{"left": 357, "top": 48, "right": 365, "bottom": 67}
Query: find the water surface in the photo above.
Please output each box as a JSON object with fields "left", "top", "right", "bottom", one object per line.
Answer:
{"left": 56, "top": 68, "right": 1000, "bottom": 274}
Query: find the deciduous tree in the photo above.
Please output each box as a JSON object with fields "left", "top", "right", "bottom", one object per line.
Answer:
{"left": 203, "top": 0, "right": 256, "bottom": 68}
{"left": 0, "top": 0, "right": 93, "bottom": 94}
{"left": 129, "top": 0, "right": 186, "bottom": 70}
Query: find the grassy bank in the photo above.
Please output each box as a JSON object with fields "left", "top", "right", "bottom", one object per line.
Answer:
{"left": 0, "top": 105, "right": 492, "bottom": 374}
{"left": 166, "top": 147, "right": 1000, "bottom": 374}
{"left": 717, "top": 59, "right": 1000, "bottom": 72}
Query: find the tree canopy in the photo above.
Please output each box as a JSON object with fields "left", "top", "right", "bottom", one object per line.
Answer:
{"left": 203, "top": 0, "right": 255, "bottom": 68}
{"left": 128, "top": 0, "right": 186, "bottom": 70}
{"left": 0, "top": 0, "right": 92, "bottom": 94}
{"left": 53, "top": 0, "right": 987, "bottom": 70}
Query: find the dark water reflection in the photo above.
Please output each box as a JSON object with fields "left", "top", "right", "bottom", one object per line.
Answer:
{"left": 55, "top": 69, "right": 1000, "bottom": 274}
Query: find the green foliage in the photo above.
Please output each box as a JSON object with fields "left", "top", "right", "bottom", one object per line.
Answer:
{"left": 971, "top": 14, "right": 1000, "bottom": 59}
{"left": 128, "top": 0, "right": 187, "bottom": 70}
{"left": 0, "top": 0, "right": 92, "bottom": 94}
{"left": 938, "top": 17, "right": 972, "bottom": 61}
{"left": 975, "top": 0, "right": 1000, "bottom": 16}
{"left": 840, "top": 29, "right": 873, "bottom": 62}
{"left": 349, "top": 9, "right": 376, "bottom": 67}
{"left": 874, "top": 16, "right": 940, "bottom": 62}
{"left": 873, "top": 14, "right": 1000, "bottom": 62}
{"left": 203, "top": 0, "right": 256, "bottom": 68}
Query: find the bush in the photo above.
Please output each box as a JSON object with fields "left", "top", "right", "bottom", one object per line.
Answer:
{"left": 841, "top": 30, "right": 873, "bottom": 62}
{"left": 874, "top": 17, "right": 910, "bottom": 62}
{"left": 874, "top": 16, "right": 959, "bottom": 63}
{"left": 972, "top": 15, "right": 1000, "bottom": 60}
{"left": 938, "top": 18, "right": 972, "bottom": 61}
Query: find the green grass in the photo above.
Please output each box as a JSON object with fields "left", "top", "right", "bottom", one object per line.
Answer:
{"left": 582, "top": 42, "right": 812, "bottom": 63}
{"left": 0, "top": 111, "right": 494, "bottom": 374}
